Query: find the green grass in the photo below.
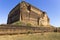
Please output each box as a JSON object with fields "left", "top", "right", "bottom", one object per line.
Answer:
{"left": 0, "top": 32, "right": 60, "bottom": 40}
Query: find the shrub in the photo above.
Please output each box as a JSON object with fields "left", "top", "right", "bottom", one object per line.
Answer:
{"left": 26, "top": 23, "right": 31, "bottom": 26}
{"left": 26, "top": 31, "right": 32, "bottom": 34}
{"left": 54, "top": 28, "right": 57, "bottom": 32}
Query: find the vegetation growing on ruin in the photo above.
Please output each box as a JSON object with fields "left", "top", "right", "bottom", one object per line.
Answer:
{"left": 12, "top": 21, "right": 25, "bottom": 25}
{"left": 12, "top": 21, "right": 32, "bottom": 26}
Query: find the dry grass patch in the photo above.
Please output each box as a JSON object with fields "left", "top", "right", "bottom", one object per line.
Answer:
{"left": 0, "top": 32, "right": 60, "bottom": 40}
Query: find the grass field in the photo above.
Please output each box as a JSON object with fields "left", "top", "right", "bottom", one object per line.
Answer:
{"left": 0, "top": 32, "right": 60, "bottom": 40}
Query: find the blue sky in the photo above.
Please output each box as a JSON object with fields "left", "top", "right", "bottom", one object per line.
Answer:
{"left": 0, "top": 0, "right": 60, "bottom": 27}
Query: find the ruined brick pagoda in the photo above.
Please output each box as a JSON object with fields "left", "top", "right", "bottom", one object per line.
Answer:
{"left": 7, "top": 1, "right": 50, "bottom": 27}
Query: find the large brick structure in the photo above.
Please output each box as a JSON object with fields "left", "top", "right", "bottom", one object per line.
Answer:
{"left": 7, "top": 1, "right": 50, "bottom": 26}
